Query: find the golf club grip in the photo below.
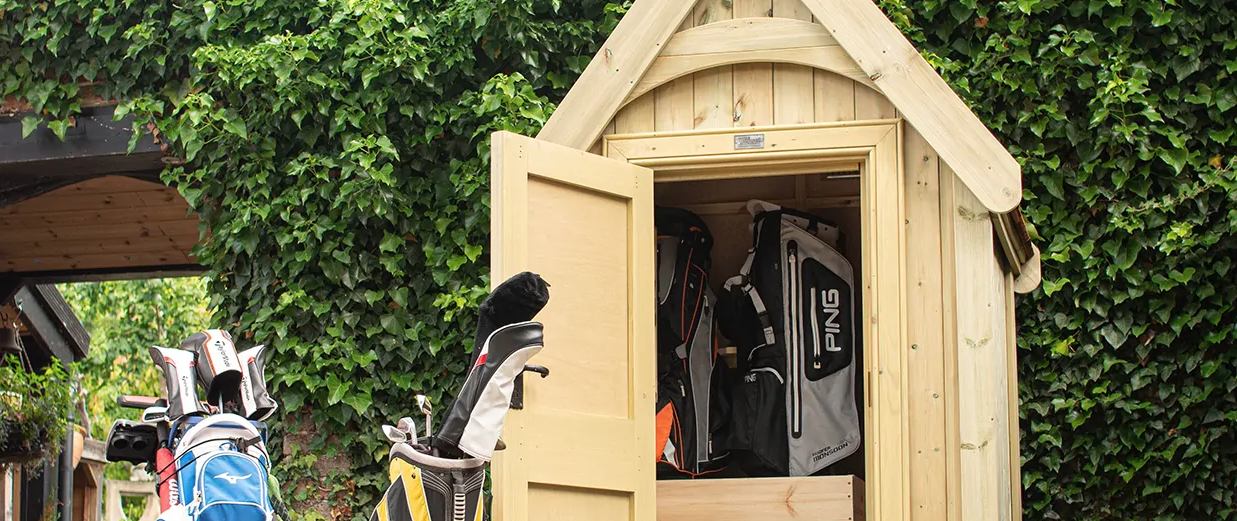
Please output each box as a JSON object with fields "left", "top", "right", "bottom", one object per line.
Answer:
{"left": 118, "top": 395, "right": 166, "bottom": 409}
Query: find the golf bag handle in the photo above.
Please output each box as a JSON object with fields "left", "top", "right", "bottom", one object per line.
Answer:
{"left": 510, "top": 365, "right": 550, "bottom": 411}
{"left": 118, "top": 395, "right": 167, "bottom": 409}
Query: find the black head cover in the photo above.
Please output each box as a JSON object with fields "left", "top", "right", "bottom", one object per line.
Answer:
{"left": 468, "top": 271, "right": 550, "bottom": 368}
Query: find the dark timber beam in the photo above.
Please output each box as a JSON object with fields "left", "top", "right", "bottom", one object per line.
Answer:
{"left": 0, "top": 106, "right": 172, "bottom": 205}
{"left": 13, "top": 264, "right": 205, "bottom": 284}
{"left": 14, "top": 286, "right": 78, "bottom": 364}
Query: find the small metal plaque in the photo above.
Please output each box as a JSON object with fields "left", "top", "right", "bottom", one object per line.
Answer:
{"left": 734, "top": 133, "right": 765, "bottom": 150}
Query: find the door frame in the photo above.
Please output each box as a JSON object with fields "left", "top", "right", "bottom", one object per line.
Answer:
{"left": 603, "top": 119, "right": 908, "bottom": 521}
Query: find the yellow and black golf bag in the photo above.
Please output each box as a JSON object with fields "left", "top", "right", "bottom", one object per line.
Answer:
{"left": 371, "top": 441, "right": 487, "bottom": 521}
{"left": 372, "top": 271, "right": 552, "bottom": 521}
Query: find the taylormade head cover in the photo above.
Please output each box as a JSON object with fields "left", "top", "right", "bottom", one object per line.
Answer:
{"left": 184, "top": 329, "right": 244, "bottom": 408}
{"left": 237, "top": 344, "right": 278, "bottom": 420}
{"left": 148, "top": 346, "right": 204, "bottom": 420}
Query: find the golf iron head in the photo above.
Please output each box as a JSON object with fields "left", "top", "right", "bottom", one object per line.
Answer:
{"left": 237, "top": 344, "right": 278, "bottom": 420}
{"left": 184, "top": 329, "right": 245, "bottom": 409}
{"left": 381, "top": 417, "right": 419, "bottom": 444}
{"left": 148, "top": 346, "right": 205, "bottom": 420}
{"left": 140, "top": 406, "right": 170, "bottom": 424}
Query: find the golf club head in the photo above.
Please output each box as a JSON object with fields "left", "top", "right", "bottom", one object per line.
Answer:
{"left": 382, "top": 424, "right": 412, "bottom": 444}
{"left": 396, "top": 416, "right": 418, "bottom": 435}
{"left": 140, "top": 406, "right": 169, "bottom": 424}
{"left": 237, "top": 344, "right": 278, "bottom": 420}
{"left": 184, "top": 329, "right": 244, "bottom": 408}
{"left": 148, "top": 346, "right": 205, "bottom": 420}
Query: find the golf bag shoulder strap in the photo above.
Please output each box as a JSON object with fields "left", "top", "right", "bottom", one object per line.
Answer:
{"left": 722, "top": 252, "right": 775, "bottom": 349}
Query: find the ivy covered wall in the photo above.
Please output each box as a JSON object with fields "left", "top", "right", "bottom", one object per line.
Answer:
{"left": 3, "top": 1, "right": 1236, "bottom": 520}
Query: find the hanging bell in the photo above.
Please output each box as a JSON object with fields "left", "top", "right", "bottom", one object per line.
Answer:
{"left": 0, "top": 327, "right": 21, "bottom": 359}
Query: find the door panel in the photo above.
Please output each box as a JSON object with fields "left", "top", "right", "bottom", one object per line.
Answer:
{"left": 489, "top": 131, "right": 656, "bottom": 521}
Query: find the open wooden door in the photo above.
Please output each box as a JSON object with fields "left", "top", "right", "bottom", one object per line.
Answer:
{"left": 487, "top": 131, "right": 656, "bottom": 521}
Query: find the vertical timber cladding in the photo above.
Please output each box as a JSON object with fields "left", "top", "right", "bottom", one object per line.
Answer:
{"left": 947, "top": 169, "right": 1017, "bottom": 521}
{"left": 608, "top": 0, "right": 899, "bottom": 134}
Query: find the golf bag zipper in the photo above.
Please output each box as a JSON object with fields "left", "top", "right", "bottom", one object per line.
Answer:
{"left": 787, "top": 241, "right": 803, "bottom": 439}
{"left": 810, "top": 288, "right": 821, "bottom": 370}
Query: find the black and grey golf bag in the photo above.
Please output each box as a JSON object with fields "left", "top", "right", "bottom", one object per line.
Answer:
{"left": 653, "top": 207, "right": 732, "bottom": 478}
{"left": 719, "top": 199, "right": 860, "bottom": 477}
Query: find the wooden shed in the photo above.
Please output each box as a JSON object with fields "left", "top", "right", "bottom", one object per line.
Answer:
{"left": 483, "top": 0, "right": 1041, "bottom": 520}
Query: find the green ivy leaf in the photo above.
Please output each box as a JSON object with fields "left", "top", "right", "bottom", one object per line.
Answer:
{"left": 326, "top": 375, "right": 350, "bottom": 406}
{"left": 380, "top": 231, "right": 403, "bottom": 253}
{"left": 224, "top": 119, "right": 248, "bottom": 139}
{"left": 342, "top": 391, "right": 372, "bottom": 415}
{"left": 1159, "top": 148, "right": 1189, "bottom": 174}
{"left": 21, "top": 116, "right": 39, "bottom": 138}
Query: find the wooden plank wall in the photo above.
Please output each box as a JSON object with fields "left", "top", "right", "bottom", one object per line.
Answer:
{"left": 607, "top": 0, "right": 899, "bottom": 134}
{"left": 948, "top": 177, "right": 1015, "bottom": 521}
{"left": 0, "top": 175, "right": 199, "bottom": 273}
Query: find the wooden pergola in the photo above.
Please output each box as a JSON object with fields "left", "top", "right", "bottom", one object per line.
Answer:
{"left": 0, "top": 98, "right": 203, "bottom": 285}
{"left": 1, "top": 92, "right": 199, "bottom": 521}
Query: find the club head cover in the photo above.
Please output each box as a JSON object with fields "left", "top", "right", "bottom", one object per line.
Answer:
{"left": 468, "top": 272, "right": 550, "bottom": 369}
{"left": 237, "top": 344, "right": 278, "bottom": 420}
{"left": 148, "top": 346, "right": 205, "bottom": 419}
{"left": 433, "top": 321, "right": 545, "bottom": 461}
{"left": 184, "top": 329, "right": 244, "bottom": 408}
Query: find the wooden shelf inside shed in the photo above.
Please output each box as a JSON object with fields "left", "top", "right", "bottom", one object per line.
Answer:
{"left": 657, "top": 475, "right": 864, "bottom": 521}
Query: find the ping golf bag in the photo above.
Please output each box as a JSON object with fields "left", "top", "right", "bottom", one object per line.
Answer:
{"left": 719, "top": 199, "right": 860, "bottom": 477}
{"left": 653, "top": 207, "right": 732, "bottom": 478}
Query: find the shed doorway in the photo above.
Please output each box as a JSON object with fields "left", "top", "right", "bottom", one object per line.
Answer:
{"left": 606, "top": 120, "right": 904, "bottom": 518}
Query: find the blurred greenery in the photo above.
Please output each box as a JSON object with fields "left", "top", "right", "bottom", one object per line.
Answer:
{"left": 58, "top": 278, "right": 213, "bottom": 479}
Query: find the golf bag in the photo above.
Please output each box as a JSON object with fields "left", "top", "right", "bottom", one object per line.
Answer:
{"left": 373, "top": 271, "right": 550, "bottom": 521}
{"left": 719, "top": 199, "right": 860, "bottom": 477}
{"left": 106, "top": 328, "right": 284, "bottom": 521}
{"left": 371, "top": 441, "right": 487, "bottom": 521}
{"left": 653, "top": 207, "right": 732, "bottom": 478}
{"left": 162, "top": 414, "right": 275, "bottom": 521}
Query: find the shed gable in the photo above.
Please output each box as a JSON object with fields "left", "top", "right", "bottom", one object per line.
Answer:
{"left": 537, "top": 0, "right": 1022, "bottom": 214}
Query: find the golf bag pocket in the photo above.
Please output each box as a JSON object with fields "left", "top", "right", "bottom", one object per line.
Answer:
{"left": 729, "top": 361, "right": 789, "bottom": 476}
{"left": 186, "top": 451, "right": 272, "bottom": 521}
